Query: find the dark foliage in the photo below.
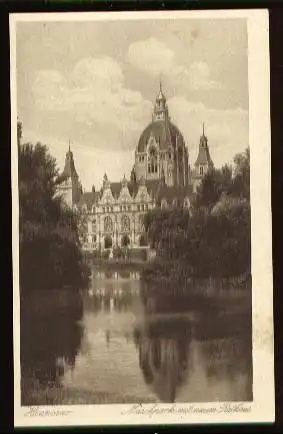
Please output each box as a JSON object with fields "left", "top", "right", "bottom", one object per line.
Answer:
{"left": 18, "top": 120, "right": 90, "bottom": 294}
{"left": 142, "top": 148, "right": 251, "bottom": 280}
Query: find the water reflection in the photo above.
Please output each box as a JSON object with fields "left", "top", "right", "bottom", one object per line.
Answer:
{"left": 133, "top": 319, "right": 191, "bottom": 403}
{"left": 20, "top": 289, "right": 84, "bottom": 404}
{"left": 21, "top": 268, "right": 252, "bottom": 405}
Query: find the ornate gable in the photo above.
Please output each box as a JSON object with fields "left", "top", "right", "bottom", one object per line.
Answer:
{"left": 117, "top": 175, "right": 132, "bottom": 204}
{"left": 99, "top": 174, "right": 115, "bottom": 205}
{"left": 135, "top": 181, "right": 151, "bottom": 203}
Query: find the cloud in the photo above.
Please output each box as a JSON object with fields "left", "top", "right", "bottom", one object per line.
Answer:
{"left": 32, "top": 56, "right": 153, "bottom": 147}
{"left": 187, "top": 62, "right": 220, "bottom": 90}
{"left": 167, "top": 96, "right": 249, "bottom": 168}
{"left": 128, "top": 38, "right": 220, "bottom": 91}
{"left": 22, "top": 129, "right": 134, "bottom": 191}
{"left": 128, "top": 38, "right": 175, "bottom": 76}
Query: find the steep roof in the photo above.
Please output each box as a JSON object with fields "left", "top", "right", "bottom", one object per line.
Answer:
{"left": 194, "top": 133, "right": 213, "bottom": 167}
{"left": 145, "top": 179, "right": 161, "bottom": 198}
{"left": 57, "top": 148, "right": 79, "bottom": 183}
{"left": 77, "top": 191, "right": 99, "bottom": 208}
{"left": 156, "top": 185, "right": 194, "bottom": 205}
{"left": 195, "top": 146, "right": 213, "bottom": 166}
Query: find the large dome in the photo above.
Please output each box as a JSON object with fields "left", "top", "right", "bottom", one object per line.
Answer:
{"left": 137, "top": 120, "right": 185, "bottom": 153}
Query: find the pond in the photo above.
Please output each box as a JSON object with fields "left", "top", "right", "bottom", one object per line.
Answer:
{"left": 20, "top": 267, "right": 253, "bottom": 405}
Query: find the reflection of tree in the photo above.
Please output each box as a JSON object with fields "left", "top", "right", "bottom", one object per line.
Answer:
{"left": 133, "top": 318, "right": 191, "bottom": 403}
{"left": 20, "top": 291, "right": 84, "bottom": 405}
{"left": 83, "top": 289, "right": 134, "bottom": 314}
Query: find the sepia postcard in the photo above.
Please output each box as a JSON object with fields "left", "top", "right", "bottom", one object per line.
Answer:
{"left": 11, "top": 9, "right": 274, "bottom": 427}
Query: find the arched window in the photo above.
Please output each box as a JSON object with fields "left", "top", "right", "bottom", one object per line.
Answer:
{"left": 104, "top": 235, "right": 112, "bottom": 249}
{"left": 121, "top": 233, "right": 130, "bottom": 247}
{"left": 200, "top": 165, "right": 204, "bottom": 176}
{"left": 161, "top": 198, "right": 167, "bottom": 209}
{"left": 121, "top": 215, "right": 130, "bottom": 233}
{"left": 139, "top": 215, "right": 145, "bottom": 232}
{"left": 104, "top": 216, "right": 113, "bottom": 233}
{"left": 148, "top": 146, "right": 158, "bottom": 174}
{"left": 92, "top": 219, "right": 96, "bottom": 233}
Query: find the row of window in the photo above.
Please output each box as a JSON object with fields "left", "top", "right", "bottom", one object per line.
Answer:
{"left": 148, "top": 163, "right": 158, "bottom": 174}
{"left": 88, "top": 214, "right": 145, "bottom": 234}
{"left": 137, "top": 153, "right": 173, "bottom": 163}
{"left": 101, "top": 205, "right": 131, "bottom": 213}
{"left": 79, "top": 204, "right": 151, "bottom": 213}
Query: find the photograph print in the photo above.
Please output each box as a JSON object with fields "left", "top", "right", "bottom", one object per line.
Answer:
{"left": 11, "top": 9, "right": 274, "bottom": 427}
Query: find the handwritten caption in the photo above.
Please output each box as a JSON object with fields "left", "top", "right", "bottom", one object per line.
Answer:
{"left": 24, "top": 407, "right": 73, "bottom": 418}
{"left": 24, "top": 403, "right": 252, "bottom": 419}
{"left": 120, "top": 403, "right": 252, "bottom": 417}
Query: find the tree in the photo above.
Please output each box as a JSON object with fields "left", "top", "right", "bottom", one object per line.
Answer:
{"left": 142, "top": 147, "right": 251, "bottom": 281}
{"left": 18, "top": 123, "right": 89, "bottom": 294}
{"left": 17, "top": 117, "right": 22, "bottom": 146}
{"left": 195, "top": 165, "right": 233, "bottom": 209}
{"left": 231, "top": 148, "right": 250, "bottom": 200}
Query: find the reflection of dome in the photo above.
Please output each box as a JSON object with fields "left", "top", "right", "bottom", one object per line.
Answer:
{"left": 139, "top": 337, "right": 188, "bottom": 403}
{"left": 137, "top": 121, "right": 185, "bottom": 153}
{"left": 135, "top": 318, "right": 191, "bottom": 403}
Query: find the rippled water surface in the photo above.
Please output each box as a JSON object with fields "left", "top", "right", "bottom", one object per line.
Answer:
{"left": 21, "top": 268, "right": 252, "bottom": 405}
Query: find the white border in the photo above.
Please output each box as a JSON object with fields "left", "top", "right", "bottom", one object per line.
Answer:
{"left": 11, "top": 9, "right": 274, "bottom": 427}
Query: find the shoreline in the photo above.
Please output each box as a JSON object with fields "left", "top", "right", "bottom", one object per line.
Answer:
{"left": 21, "top": 379, "right": 157, "bottom": 406}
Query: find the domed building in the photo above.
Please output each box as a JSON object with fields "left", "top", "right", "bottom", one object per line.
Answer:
{"left": 134, "top": 82, "right": 190, "bottom": 188}
{"left": 56, "top": 84, "right": 214, "bottom": 251}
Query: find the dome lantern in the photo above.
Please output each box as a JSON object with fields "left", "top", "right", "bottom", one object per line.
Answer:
{"left": 153, "top": 80, "right": 169, "bottom": 122}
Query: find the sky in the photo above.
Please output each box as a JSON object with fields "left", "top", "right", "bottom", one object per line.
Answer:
{"left": 16, "top": 17, "right": 249, "bottom": 191}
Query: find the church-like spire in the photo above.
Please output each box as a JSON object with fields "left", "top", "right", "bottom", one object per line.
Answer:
{"left": 60, "top": 141, "right": 77, "bottom": 181}
{"left": 156, "top": 78, "right": 166, "bottom": 102}
{"left": 67, "top": 139, "right": 72, "bottom": 155}
{"left": 194, "top": 123, "right": 213, "bottom": 173}
{"left": 200, "top": 122, "right": 208, "bottom": 147}
{"left": 153, "top": 80, "right": 169, "bottom": 122}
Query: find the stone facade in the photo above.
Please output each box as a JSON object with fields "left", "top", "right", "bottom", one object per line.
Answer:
{"left": 56, "top": 84, "right": 214, "bottom": 251}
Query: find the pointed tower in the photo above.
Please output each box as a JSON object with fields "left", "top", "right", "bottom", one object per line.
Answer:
{"left": 61, "top": 143, "right": 79, "bottom": 182}
{"left": 192, "top": 124, "right": 214, "bottom": 192}
{"left": 153, "top": 80, "right": 169, "bottom": 122}
{"left": 194, "top": 123, "right": 213, "bottom": 177}
{"left": 56, "top": 142, "right": 82, "bottom": 207}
